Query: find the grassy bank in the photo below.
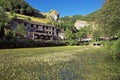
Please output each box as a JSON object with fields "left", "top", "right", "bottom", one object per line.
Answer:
{"left": 6, "top": 12, "right": 49, "bottom": 23}
{"left": 0, "top": 46, "right": 120, "bottom": 80}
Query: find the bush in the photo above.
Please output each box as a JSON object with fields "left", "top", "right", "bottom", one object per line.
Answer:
{"left": 80, "top": 41, "right": 89, "bottom": 45}
{"left": 66, "top": 40, "right": 90, "bottom": 46}
{"left": 112, "top": 39, "right": 120, "bottom": 59}
{"left": 67, "top": 40, "right": 80, "bottom": 46}
{"left": 104, "top": 41, "right": 114, "bottom": 49}
{"left": 5, "top": 29, "right": 13, "bottom": 40}
{"left": 68, "top": 40, "right": 76, "bottom": 46}
{"left": 0, "top": 39, "right": 67, "bottom": 49}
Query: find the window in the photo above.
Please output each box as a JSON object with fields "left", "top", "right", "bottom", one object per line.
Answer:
{"left": 49, "top": 32, "right": 51, "bottom": 34}
{"left": 36, "top": 25, "right": 38, "bottom": 28}
{"left": 46, "top": 26, "right": 48, "bottom": 29}
{"left": 31, "top": 24, "right": 34, "bottom": 28}
{"left": 43, "top": 26, "right": 45, "bottom": 29}
{"left": 24, "top": 23, "right": 27, "bottom": 26}
{"left": 52, "top": 27, "right": 54, "bottom": 30}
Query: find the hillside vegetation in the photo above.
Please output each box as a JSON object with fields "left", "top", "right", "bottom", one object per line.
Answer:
{"left": 58, "top": 11, "right": 99, "bottom": 32}
{"left": 0, "top": 0, "right": 51, "bottom": 24}
{"left": 0, "top": 0, "right": 60, "bottom": 24}
{"left": 0, "top": 0, "right": 44, "bottom": 18}
{"left": 59, "top": 10, "right": 99, "bottom": 24}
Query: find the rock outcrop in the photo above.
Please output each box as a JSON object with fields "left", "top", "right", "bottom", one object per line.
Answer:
{"left": 74, "top": 20, "right": 97, "bottom": 30}
{"left": 45, "top": 10, "right": 60, "bottom": 22}
{"left": 74, "top": 20, "right": 89, "bottom": 30}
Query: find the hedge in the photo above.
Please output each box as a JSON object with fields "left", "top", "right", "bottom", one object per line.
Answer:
{"left": 0, "top": 39, "right": 67, "bottom": 49}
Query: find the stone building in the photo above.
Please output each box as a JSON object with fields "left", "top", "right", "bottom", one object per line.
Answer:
{"left": 11, "top": 19, "right": 59, "bottom": 40}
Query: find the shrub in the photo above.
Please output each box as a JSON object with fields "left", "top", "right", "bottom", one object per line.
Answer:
{"left": 104, "top": 41, "right": 113, "bottom": 49}
{"left": 68, "top": 40, "right": 75, "bottom": 46}
{"left": 5, "top": 29, "right": 13, "bottom": 40}
{"left": 0, "top": 39, "right": 67, "bottom": 49}
{"left": 112, "top": 39, "right": 120, "bottom": 59}
{"left": 68, "top": 40, "right": 78, "bottom": 46}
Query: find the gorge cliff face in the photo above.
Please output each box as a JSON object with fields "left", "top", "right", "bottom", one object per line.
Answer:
{"left": 74, "top": 20, "right": 97, "bottom": 30}
{"left": 74, "top": 20, "right": 89, "bottom": 30}
{"left": 45, "top": 10, "right": 60, "bottom": 22}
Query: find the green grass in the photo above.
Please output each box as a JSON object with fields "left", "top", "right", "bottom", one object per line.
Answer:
{"left": 6, "top": 12, "right": 50, "bottom": 23}
{"left": 0, "top": 46, "right": 120, "bottom": 80}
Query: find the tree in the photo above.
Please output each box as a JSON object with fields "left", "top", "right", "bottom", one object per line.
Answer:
{"left": 0, "top": 0, "right": 43, "bottom": 17}
{"left": 20, "top": 8, "right": 24, "bottom": 14}
{"left": 26, "top": 6, "right": 33, "bottom": 14}
{"left": 75, "top": 27, "right": 87, "bottom": 41}
{"left": 65, "top": 29, "right": 75, "bottom": 40}
{"left": 0, "top": 6, "right": 7, "bottom": 39}
{"left": 98, "top": 0, "right": 120, "bottom": 37}
{"left": 92, "top": 30, "right": 101, "bottom": 41}
{"left": 98, "top": 0, "right": 120, "bottom": 60}
{"left": 5, "top": 29, "right": 13, "bottom": 39}
{"left": 13, "top": 24, "right": 27, "bottom": 38}
{"left": 54, "top": 22, "right": 64, "bottom": 30}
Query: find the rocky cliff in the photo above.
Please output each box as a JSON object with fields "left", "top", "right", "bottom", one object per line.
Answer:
{"left": 44, "top": 10, "right": 60, "bottom": 22}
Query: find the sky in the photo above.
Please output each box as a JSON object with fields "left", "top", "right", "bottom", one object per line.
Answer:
{"left": 25, "top": 0, "right": 105, "bottom": 17}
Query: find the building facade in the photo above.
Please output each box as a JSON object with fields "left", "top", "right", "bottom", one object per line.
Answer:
{"left": 11, "top": 19, "right": 59, "bottom": 40}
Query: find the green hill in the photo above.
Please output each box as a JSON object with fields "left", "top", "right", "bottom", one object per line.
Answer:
{"left": 59, "top": 10, "right": 99, "bottom": 23}
{"left": 0, "top": 0, "right": 60, "bottom": 24}
{"left": 0, "top": 0, "right": 45, "bottom": 18}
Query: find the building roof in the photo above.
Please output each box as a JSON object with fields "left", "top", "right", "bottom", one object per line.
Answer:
{"left": 12, "top": 18, "right": 55, "bottom": 27}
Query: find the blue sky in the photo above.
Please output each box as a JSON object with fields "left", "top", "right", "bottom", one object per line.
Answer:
{"left": 25, "top": 0, "right": 104, "bottom": 17}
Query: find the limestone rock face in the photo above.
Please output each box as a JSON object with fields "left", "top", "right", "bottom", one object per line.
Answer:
{"left": 46, "top": 10, "right": 60, "bottom": 21}
{"left": 74, "top": 20, "right": 89, "bottom": 30}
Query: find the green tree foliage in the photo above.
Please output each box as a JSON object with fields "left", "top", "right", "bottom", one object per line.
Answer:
{"left": 65, "top": 29, "right": 75, "bottom": 40}
{"left": 85, "top": 10, "right": 100, "bottom": 22}
{"left": 55, "top": 21, "right": 77, "bottom": 33}
{"left": 85, "top": 25, "right": 93, "bottom": 35}
{"left": 59, "top": 15, "right": 85, "bottom": 25}
{"left": 54, "top": 22, "right": 64, "bottom": 30}
{"left": 0, "top": 0, "right": 44, "bottom": 18}
{"left": 59, "top": 11, "right": 99, "bottom": 24}
{"left": 20, "top": 8, "right": 24, "bottom": 14}
{"left": 92, "top": 30, "right": 101, "bottom": 41}
{"left": 112, "top": 39, "right": 120, "bottom": 59}
{"left": 98, "top": 0, "right": 120, "bottom": 60}
{"left": 13, "top": 24, "right": 27, "bottom": 38}
{"left": 98, "top": 0, "right": 120, "bottom": 37}
{"left": 26, "top": 6, "right": 33, "bottom": 14}
{"left": 117, "top": 32, "right": 120, "bottom": 39}
{"left": 59, "top": 13, "right": 99, "bottom": 37}
{"left": 75, "top": 27, "right": 87, "bottom": 41}
{"left": 0, "top": 0, "right": 33, "bottom": 15}
{"left": 0, "top": 6, "right": 8, "bottom": 39}
{"left": 5, "top": 29, "right": 13, "bottom": 39}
